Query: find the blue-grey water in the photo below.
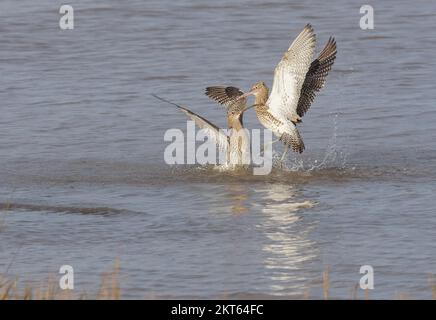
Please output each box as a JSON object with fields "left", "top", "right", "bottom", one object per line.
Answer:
{"left": 1, "top": 0, "right": 436, "bottom": 299}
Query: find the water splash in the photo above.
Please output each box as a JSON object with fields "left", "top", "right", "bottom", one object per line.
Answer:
{"left": 278, "top": 113, "right": 348, "bottom": 172}
{"left": 307, "top": 113, "right": 348, "bottom": 171}
{"left": 168, "top": 113, "right": 349, "bottom": 177}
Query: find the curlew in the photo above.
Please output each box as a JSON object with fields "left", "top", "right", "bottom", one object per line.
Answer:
{"left": 152, "top": 91, "right": 252, "bottom": 167}
{"left": 205, "top": 24, "right": 337, "bottom": 160}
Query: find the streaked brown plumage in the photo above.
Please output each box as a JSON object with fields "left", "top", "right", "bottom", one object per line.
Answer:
{"left": 297, "top": 37, "right": 337, "bottom": 117}
{"left": 205, "top": 24, "right": 337, "bottom": 156}
{"left": 152, "top": 93, "right": 251, "bottom": 166}
{"left": 205, "top": 86, "right": 244, "bottom": 109}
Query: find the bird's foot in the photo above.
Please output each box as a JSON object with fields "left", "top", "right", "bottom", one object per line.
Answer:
{"left": 291, "top": 115, "right": 302, "bottom": 123}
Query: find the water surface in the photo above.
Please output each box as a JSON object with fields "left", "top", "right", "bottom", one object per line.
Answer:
{"left": 1, "top": 0, "right": 436, "bottom": 299}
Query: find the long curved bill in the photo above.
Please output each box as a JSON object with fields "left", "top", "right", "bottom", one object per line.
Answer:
{"left": 237, "top": 90, "right": 255, "bottom": 101}
{"left": 241, "top": 103, "right": 257, "bottom": 112}
{"left": 235, "top": 90, "right": 257, "bottom": 114}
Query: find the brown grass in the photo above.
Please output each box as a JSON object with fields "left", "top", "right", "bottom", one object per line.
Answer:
{"left": 350, "top": 283, "right": 359, "bottom": 300}
{"left": 429, "top": 275, "right": 436, "bottom": 300}
{"left": 0, "top": 202, "right": 11, "bottom": 231}
{"left": 322, "top": 266, "right": 330, "bottom": 300}
{"left": 395, "top": 292, "right": 410, "bottom": 300}
{"left": 1, "top": 264, "right": 436, "bottom": 300}
{"left": 97, "top": 259, "right": 121, "bottom": 300}
{"left": 0, "top": 261, "right": 121, "bottom": 300}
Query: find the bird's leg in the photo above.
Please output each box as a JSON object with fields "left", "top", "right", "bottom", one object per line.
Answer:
{"left": 291, "top": 115, "right": 302, "bottom": 123}
{"left": 255, "top": 139, "right": 279, "bottom": 159}
{"left": 280, "top": 145, "right": 289, "bottom": 163}
{"left": 259, "top": 139, "right": 279, "bottom": 155}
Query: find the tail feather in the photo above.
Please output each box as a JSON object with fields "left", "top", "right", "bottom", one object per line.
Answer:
{"left": 280, "top": 128, "right": 305, "bottom": 153}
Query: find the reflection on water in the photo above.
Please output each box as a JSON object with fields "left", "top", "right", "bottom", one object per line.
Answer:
{"left": 225, "top": 184, "right": 250, "bottom": 215}
{"left": 209, "top": 182, "right": 318, "bottom": 296}
{"left": 258, "top": 184, "right": 317, "bottom": 294}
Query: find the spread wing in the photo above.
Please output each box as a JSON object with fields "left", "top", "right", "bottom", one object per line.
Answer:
{"left": 176, "top": 106, "right": 229, "bottom": 152}
{"left": 205, "top": 86, "right": 247, "bottom": 114}
{"left": 152, "top": 94, "right": 229, "bottom": 152}
{"left": 266, "top": 24, "right": 316, "bottom": 119}
{"left": 296, "top": 37, "right": 337, "bottom": 117}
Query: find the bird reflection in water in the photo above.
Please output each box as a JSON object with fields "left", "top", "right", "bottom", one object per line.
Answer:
{"left": 226, "top": 183, "right": 250, "bottom": 215}
{"left": 257, "top": 184, "right": 318, "bottom": 296}
{"left": 219, "top": 182, "right": 318, "bottom": 296}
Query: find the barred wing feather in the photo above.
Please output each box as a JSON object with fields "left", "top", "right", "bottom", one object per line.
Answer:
{"left": 176, "top": 106, "right": 229, "bottom": 153}
{"left": 266, "top": 24, "right": 316, "bottom": 119}
{"left": 296, "top": 37, "right": 337, "bottom": 117}
{"left": 205, "top": 86, "right": 247, "bottom": 114}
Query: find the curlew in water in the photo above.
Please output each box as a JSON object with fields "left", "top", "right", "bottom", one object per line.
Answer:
{"left": 205, "top": 24, "right": 337, "bottom": 161}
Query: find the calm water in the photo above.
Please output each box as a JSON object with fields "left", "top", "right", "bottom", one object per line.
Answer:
{"left": 1, "top": 0, "right": 436, "bottom": 299}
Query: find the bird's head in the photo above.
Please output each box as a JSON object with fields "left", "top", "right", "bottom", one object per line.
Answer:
{"left": 227, "top": 106, "right": 245, "bottom": 129}
{"left": 249, "top": 81, "right": 268, "bottom": 95}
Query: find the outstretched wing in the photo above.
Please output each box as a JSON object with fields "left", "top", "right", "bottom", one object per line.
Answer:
{"left": 152, "top": 94, "right": 229, "bottom": 152}
{"left": 176, "top": 106, "right": 229, "bottom": 152}
{"left": 296, "top": 37, "right": 337, "bottom": 117}
{"left": 205, "top": 86, "right": 244, "bottom": 107}
{"left": 205, "top": 86, "right": 247, "bottom": 114}
{"left": 267, "top": 24, "right": 316, "bottom": 119}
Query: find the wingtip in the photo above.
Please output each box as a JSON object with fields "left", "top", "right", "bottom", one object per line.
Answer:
{"left": 318, "top": 36, "right": 337, "bottom": 60}
{"left": 205, "top": 86, "right": 220, "bottom": 100}
{"left": 303, "top": 23, "right": 316, "bottom": 43}
{"left": 151, "top": 93, "right": 187, "bottom": 110}
{"left": 328, "top": 36, "right": 337, "bottom": 48}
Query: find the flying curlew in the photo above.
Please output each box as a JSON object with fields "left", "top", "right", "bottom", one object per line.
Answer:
{"left": 205, "top": 24, "right": 337, "bottom": 160}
